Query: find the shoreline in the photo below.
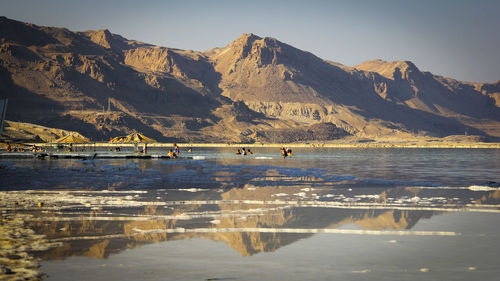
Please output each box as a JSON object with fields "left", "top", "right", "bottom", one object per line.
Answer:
{"left": 29, "top": 141, "right": 500, "bottom": 149}
{"left": 3, "top": 139, "right": 500, "bottom": 149}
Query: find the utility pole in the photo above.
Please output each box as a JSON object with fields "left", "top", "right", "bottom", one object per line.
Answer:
{"left": 107, "top": 97, "right": 111, "bottom": 112}
{"left": 0, "top": 98, "right": 7, "bottom": 137}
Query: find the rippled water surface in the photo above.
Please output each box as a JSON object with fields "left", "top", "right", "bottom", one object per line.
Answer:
{"left": 1, "top": 147, "right": 499, "bottom": 280}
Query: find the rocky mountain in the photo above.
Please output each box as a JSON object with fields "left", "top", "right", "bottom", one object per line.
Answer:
{"left": 1, "top": 16, "right": 499, "bottom": 142}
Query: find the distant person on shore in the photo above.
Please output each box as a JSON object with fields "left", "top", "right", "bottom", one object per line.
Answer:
{"left": 188, "top": 147, "right": 193, "bottom": 153}
{"left": 143, "top": 143, "right": 148, "bottom": 154}
{"left": 6, "top": 143, "right": 11, "bottom": 152}
{"left": 174, "top": 143, "right": 180, "bottom": 155}
{"left": 287, "top": 149, "right": 293, "bottom": 156}
{"left": 236, "top": 149, "right": 241, "bottom": 155}
{"left": 31, "top": 144, "right": 37, "bottom": 152}
{"left": 281, "top": 147, "right": 288, "bottom": 158}
{"left": 168, "top": 149, "right": 177, "bottom": 158}
{"left": 242, "top": 148, "right": 247, "bottom": 156}
{"left": 247, "top": 149, "right": 253, "bottom": 155}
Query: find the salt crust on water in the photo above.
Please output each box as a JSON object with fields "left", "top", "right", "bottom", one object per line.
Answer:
{"left": 1, "top": 189, "right": 499, "bottom": 214}
{"left": 176, "top": 188, "right": 210, "bottom": 192}
{"left": 412, "top": 185, "right": 500, "bottom": 191}
{"left": 2, "top": 184, "right": 490, "bottom": 279}
{"left": 0, "top": 213, "right": 62, "bottom": 280}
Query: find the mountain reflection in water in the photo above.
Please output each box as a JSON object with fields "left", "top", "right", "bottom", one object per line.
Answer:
{"left": 2, "top": 184, "right": 497, "bottom": 260}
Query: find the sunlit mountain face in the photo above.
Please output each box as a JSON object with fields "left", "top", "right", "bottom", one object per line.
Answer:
{"left": 1, "top": 16, "right": 500, "bottom": 143}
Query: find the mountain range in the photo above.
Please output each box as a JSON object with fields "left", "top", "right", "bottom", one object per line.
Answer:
{"left": 1, "top": 16, "right": 499, "bottom": 143}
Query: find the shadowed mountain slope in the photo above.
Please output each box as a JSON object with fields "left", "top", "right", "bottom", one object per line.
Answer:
{"left": 1, "top": 17, "right": 499, "bottom": 142}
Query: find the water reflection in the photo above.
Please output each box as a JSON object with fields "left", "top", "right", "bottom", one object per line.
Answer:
{"left": 2, "top": 184, "right": 498, "bottom": 262}
{"left": 1, "top": 148, "right": 499, "bottom": 279}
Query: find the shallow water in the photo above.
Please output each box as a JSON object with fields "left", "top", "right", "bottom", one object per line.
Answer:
{"left": 1, "top": 147, "right": 499, "bottom": 280}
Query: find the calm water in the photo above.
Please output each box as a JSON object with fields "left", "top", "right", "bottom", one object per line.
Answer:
{"left": 1, "top": 147, "right": 499, "bottom": 280}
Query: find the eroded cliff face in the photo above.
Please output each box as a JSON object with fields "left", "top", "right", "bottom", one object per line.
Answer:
{"left": 1, "top": 17, "right": 499, "bottom": 142}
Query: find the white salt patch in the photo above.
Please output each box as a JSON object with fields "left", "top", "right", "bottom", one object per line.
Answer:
{"left": 293, "top": 192, "right": 307, "bottom": 197}
{"left": 255, "top": 156, "right": 273, "bottom": 159}
{"left": 177, "top": 188, "right": 209, "bottom": 192}
{"left": 411, "top": 185, "right": 499, "bottom": 191}
{"left": 388, "top": 240, "right": 397, "bottom": 243}
{"left": 247, "top": 187, "right": 257, "bottom": 191}
{"left": 351, "top": 269, "right": 371, "bottom": 274}
{"left": 192, "top": 156, "right": 205, "bottom": 160}
{"left": 355, "top": 195, "right": 380, "bottom": 199}
{"left": 469, "top": 185, "right": 498, "bottom": 191}
{"left": 273, "top": 193, "right": 288, "bottom": 197}
{"left": 468, "top": 266, "right": 477, "bottom": 271}
{"left": 410, "top": 196, "right": 420, "bottom": 202}
{"left": 419, "top": 268, "right": 430, "bottom": 272}
{"left": 137, "top": 227, "right": 460, "bottom": 236}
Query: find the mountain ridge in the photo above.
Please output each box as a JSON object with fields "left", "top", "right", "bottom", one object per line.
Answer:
{"left": 1, "top": 17, "right": 499, "bottom": 142}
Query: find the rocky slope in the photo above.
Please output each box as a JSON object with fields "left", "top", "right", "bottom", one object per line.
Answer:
{"left": 1, "top": 17, "right": 499, "bottom": 142}
{"left": 1, "top": 120, "right": 87, "bottom": 143}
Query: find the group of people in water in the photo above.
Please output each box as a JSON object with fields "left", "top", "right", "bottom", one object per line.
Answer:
{"left": 3, "top": 142, "right": 294, "bottom": 158}
{"left": 167, "top": 143, "right": 181, "bottom": 158}
{"left": 170, "top": 145, "right": 293, "bottom": 158}
{"left": 3, "top": 143, "right": 44, "bottom": 153}
{"left": 235, "top": 147, "right": 293, "bottom": 158}
{"left": 235, "top": 147, "right": 253, "bottom": 155}
{"left": 281, "top": 147, "right": 293, "bottom": 158}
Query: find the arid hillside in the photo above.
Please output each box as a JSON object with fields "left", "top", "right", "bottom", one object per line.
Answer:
{"left": 1, "top": 17, "right": 499, "bottom": 142}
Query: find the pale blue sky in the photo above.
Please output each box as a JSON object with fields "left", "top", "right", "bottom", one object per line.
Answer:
{"left": 2, "top": 0, "right": 499, "bottom": 83}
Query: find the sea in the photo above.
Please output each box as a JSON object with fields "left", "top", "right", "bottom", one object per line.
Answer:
{"left": 1, "top": 147, "right": 499, "bottom": 281}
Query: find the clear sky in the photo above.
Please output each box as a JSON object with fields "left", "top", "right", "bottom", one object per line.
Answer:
{"left": 2, "top": 0, "right": 499, "bottom": 83}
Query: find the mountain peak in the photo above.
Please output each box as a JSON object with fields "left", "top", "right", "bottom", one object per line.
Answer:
{"left": 219, "top": 33, "right": 305, "bottom": 67}
{"left": 237, "top": 33, "right": 261, "bottom": 41}
{"left": 82, "top": 28, "right": 128, "bottom": 53}
{"left": 232, "top": 33, "right": 282, "bottom": 49}
{"left": 211, "top": 33, "right": 281, "bottom": 66}
{"left": 355, "top": 59, "right": 421, "bottom": 80}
